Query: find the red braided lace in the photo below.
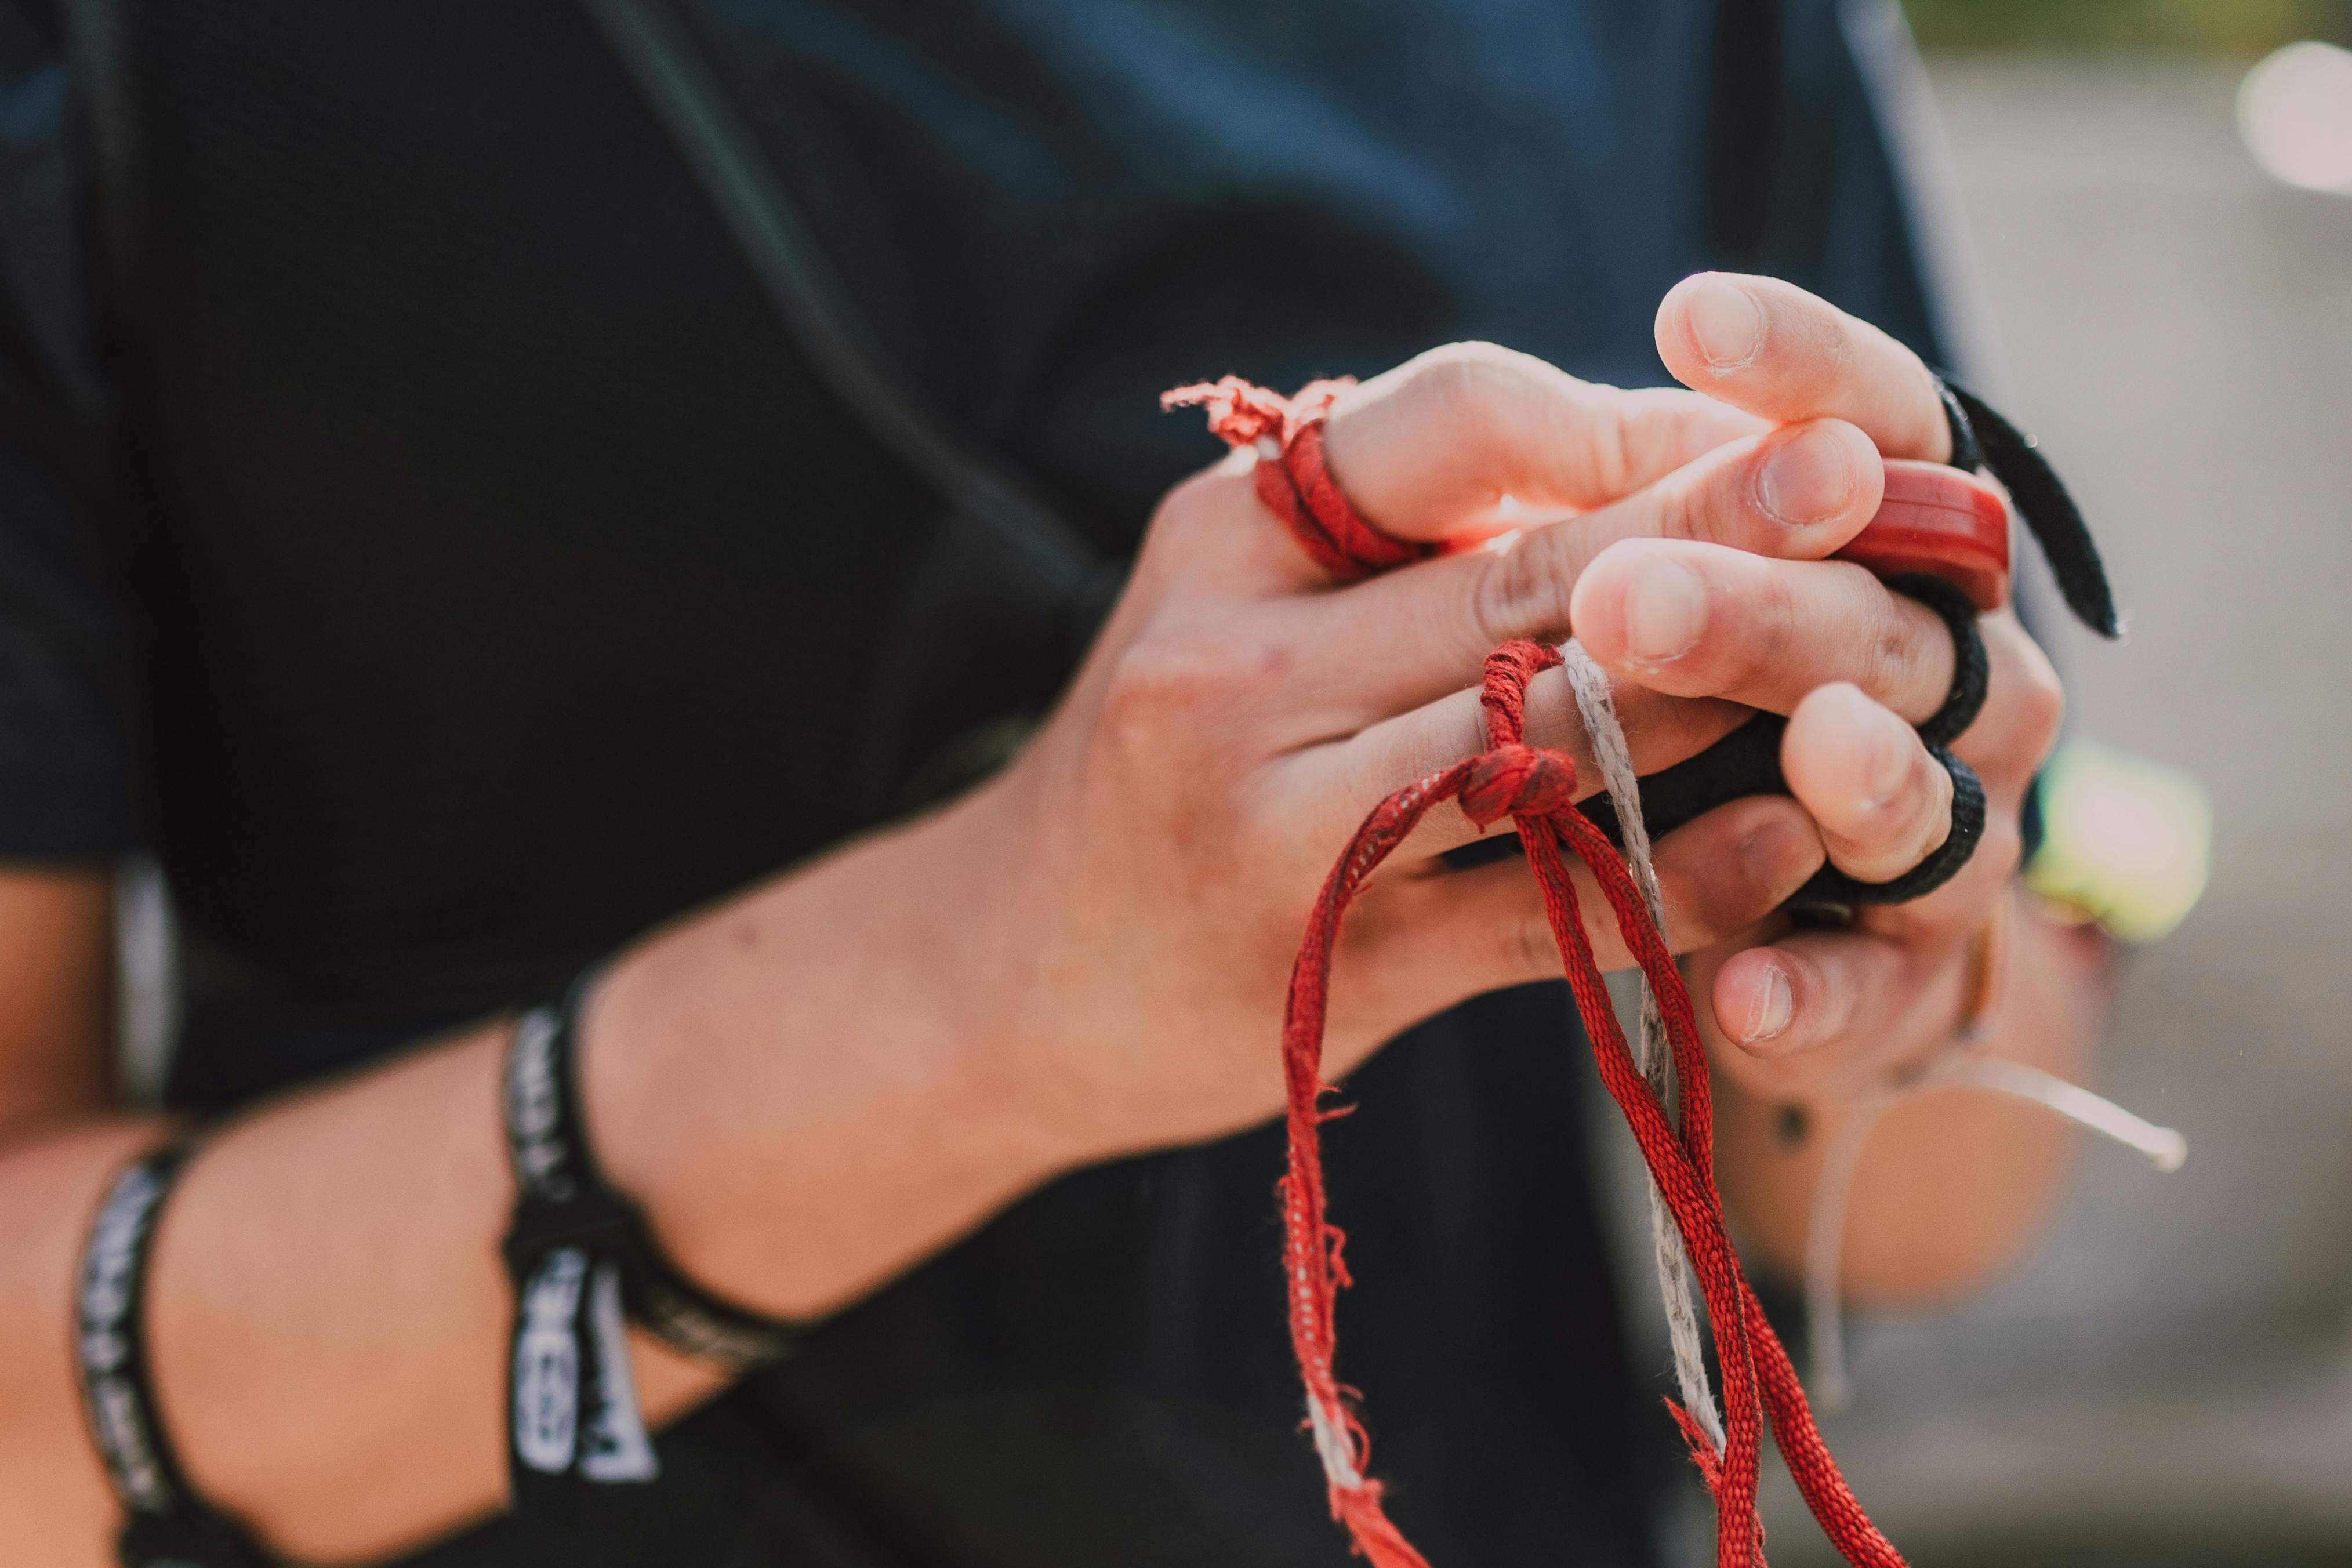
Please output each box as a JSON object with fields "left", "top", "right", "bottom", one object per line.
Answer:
{"left": 1172, "top": 382, "right": 1906, "bottom": 1568}
{"left": 1162, "top": 376, "right": 1438, "bottom": 581}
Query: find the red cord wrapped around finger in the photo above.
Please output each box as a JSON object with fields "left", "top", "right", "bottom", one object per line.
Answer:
{"left": 1173, "top": 379, "right": 1907, "bottom": 1568}
{"left": 1162, "top": 376, "right": 1438, "bottom": 582}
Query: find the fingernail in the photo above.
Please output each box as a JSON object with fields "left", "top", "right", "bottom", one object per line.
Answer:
{"left": 1756, "top": 425, "right": 1859, "bottom": 526}
{"left": 1623, "top": 560, "right": 1707, "bottom": 664}
{"left": 1857, "top": 708, "right": 1912, "bottom": 813}
{"left": 1738, "top": 963, "right": 1795, "bottom": 1047}
{"left": 1686, "top": 279, "right": 1765, "bottom": 370}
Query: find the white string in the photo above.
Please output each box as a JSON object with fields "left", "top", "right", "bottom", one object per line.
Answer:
{"left": 1803, "top": 1047, "right": 2188, "bottom": 1408}
{"left": 1802, "top": 1085, "right": 1903, "bottom": 1412}
{"left": 1556, "top": 638, "right": 2186, "bottom": 1424}
{"left": 1306, "top": 1393, "right": 1365, "bottom": 1490}
{"left": 1558, "top": 639, "right": 1724, "bottom": 1450}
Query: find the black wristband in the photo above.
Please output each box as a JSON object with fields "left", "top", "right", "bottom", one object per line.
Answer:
{"left": 501, "top": 971, "right": 802, "bottom": 1514}
{"left": 74, "top": 1142, "right": 275, "bottom": 1568}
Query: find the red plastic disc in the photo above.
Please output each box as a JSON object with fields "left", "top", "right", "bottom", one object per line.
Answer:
{"left": 1836, "top": 458, "right": 2011, "bottom": 612}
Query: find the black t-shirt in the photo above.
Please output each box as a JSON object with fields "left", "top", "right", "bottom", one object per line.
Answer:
{"left": 0, "top": 3, "right": 1953, "bottom": 1562}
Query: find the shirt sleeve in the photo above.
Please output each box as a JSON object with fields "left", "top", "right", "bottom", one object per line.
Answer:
{"left": 0, "top": 0, "right": 148, "bottom": 859}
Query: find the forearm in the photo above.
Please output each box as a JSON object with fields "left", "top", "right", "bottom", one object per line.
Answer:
{"left": 1715, "top": 886, "right": 2117, "bottom": 1304}
{"left": 0, "top": 785, "right": 1072, "bottom": 1566}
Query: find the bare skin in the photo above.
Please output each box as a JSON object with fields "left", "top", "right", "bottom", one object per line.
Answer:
{"left": 0, "top": 275, "right": 2103, "bottom": 1565}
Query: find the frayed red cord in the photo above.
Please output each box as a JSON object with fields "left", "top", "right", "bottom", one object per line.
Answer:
{"left": 1331, "top": 1478, "right": 1437, "bottom": 1568}
{"left": 1163, "top": 377, "right": 1436, "bottom": 582}
{"left": 1174, "top": 381, "right": 1905, "bottom": 1568}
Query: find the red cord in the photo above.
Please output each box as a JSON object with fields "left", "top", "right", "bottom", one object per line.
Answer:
{"left": 1171, "top": 382, "right": 1907, "bottom": 1568}
{"left": 1162, "top": 376, "right": 1437, "bottom": 580}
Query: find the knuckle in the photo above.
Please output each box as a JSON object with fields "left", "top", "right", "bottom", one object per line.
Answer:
{"left": 1406, "top": 342, "right": 1549, "bottom": 483}
{"left": 1413, "top": 339, "right": 1513, "bottom": 377}
{"left": 1134, "top": 469, "right": 1236, "bottom": 576}
{"left": 1100, "top": 632, "right": 1239, "bottom": 747}
{"left": 1715, "top": 475, "right": 1770, "bottom": 550}
{"left": 1411, "top": 342, "right": 1515, "bottom": 424}
{"left": 1151, "top": 463, "right": 1232, "bottom": 532}
{"left": 1673, "top": 451, "right": 1778, "bottom": 553}
{"left": 1785, "top": 298, "right": 1859, "bottom": 398}
{"left": 1904, "top": 751, "right": 1959, "bottom": 861}
{"left": 1468, "top": 533, "right": 1574, "bottom": 645}
{"left": 2008, "top": 639, "right": 2068, "bottom": 758}
{"left": 1570, "top": 389, "right": 1638, "bottom": 499}
{"left": 1717, "top": 565, "right": 1797, "bottom": 691}
{"left": 1654, "top": 462, "right": 1732, "bottom": 547}
{"left": 1667, "top": 553, "right": 1788, "bottom": 696}
{"left": 1663, "top": 871, "right": 1738, "bottom": 953}
{"left": 1835, "top": 745, "right": 1948, "bottom": 873}
{"left": 1868, "top": 587, "right": 1933, "bottom": 711}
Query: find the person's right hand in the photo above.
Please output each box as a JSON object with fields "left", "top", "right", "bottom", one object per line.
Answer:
{"left": 936, "top": 341, "right": 1901, "bottom": 1163}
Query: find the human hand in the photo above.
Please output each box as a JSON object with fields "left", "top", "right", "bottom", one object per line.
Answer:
{"left": 1569, "top": 273, "right": 2068, "bottom": 1104}
{"left": 944, "top": 312, "right": 1972, "bottom": 1163}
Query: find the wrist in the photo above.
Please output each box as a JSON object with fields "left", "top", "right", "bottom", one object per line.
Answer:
{"left": 579, "top": 781, "right": 1086, "bottom": 1321}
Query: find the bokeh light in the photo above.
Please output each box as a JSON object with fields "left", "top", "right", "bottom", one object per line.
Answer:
{"left": 2238, "top": 40, "right": 2352, "bottom": 193}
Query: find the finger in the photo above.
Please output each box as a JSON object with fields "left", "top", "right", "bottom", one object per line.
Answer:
{"left": 1568, "top": 549, "right": 2066, "bottom": 800}
{"left": 1780, "top": 683, "right": 1953, "bottom": 884}
{"left": 1117, "top": 455, "right": 1367, "bottom": 616}
{"left": 1707, "top": 934, "right": 1952, "bottom": 1094}
{"left": 1265, "top": 418, "right": 1884, "bottom": 734}
{"left": 1655, "top": 273, "right": 1951, "bottom": 462}
{"left": 1268, "top": 661, "right": 1751, "bottom": 863}
{"left": 1351, "top": 794, "right": 1825, "bottom": 1003}
{"left": 1702, "top": 829, "right": 2017, "bottom": 1092}
{"left": 1319, "top": 341, "right": 1766, "bottom": 543}
{"left": 1568, "top": 539, "right": 1955, "bottom": 724}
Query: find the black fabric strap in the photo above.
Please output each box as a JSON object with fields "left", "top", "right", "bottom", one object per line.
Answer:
{"left": 1784, "top": 573, "right": 1990, "bottom": 918}
{"left": 501, "top": 971, "right": 801, "bottom": 1516}
{"left": 1932, "top": 371, "right": 2120, "bottom": 638}
{"left": 74, "top": 1142, "right": 275, "bottom": 1568}
{"left": 1580, "top": 575, "right": 1992, "bottom": 917}
{"left": 1787, "top": 744, "right": 1988, "bottom": 921}
{"left": 1580, "top": 377, "right": 2103, "bottom": 913}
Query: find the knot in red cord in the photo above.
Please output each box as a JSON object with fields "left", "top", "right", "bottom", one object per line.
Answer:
{"left": 1160, "top": 375, "right": 1298, "bottom": 447}
{"left": 1460, "top": 742, "right": 1576, "bottom": 827}
{"left": 1164, "top": 376, "right": 1432, "bottom": 583}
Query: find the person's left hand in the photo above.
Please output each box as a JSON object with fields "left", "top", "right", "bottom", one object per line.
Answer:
{"left": 1569, "top": 274, "right": 2069, "bottom": 1102}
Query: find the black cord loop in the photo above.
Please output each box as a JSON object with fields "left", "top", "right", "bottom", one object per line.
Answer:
{"left": 1932, "top": 371, "right": 2121, "bottom": 638}
{"left": 1787, "top": 741, "right": 1989, "bottom": 921}
{"left": 1784, "top": 574, "right": 1991, "bottom": 918}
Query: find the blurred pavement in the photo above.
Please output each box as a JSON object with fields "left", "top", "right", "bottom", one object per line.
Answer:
{"left": 1760, "top": 55, "right": 2352, "bottom": 1566}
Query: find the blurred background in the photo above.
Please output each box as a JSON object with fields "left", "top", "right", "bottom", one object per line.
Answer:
{"left": 1743, "top": 2, "right": 2352, "bottom": 1563}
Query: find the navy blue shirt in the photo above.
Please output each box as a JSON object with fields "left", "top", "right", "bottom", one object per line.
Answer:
{"left": 0, "top": 3, "right": 1952, "bottom": 1562}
